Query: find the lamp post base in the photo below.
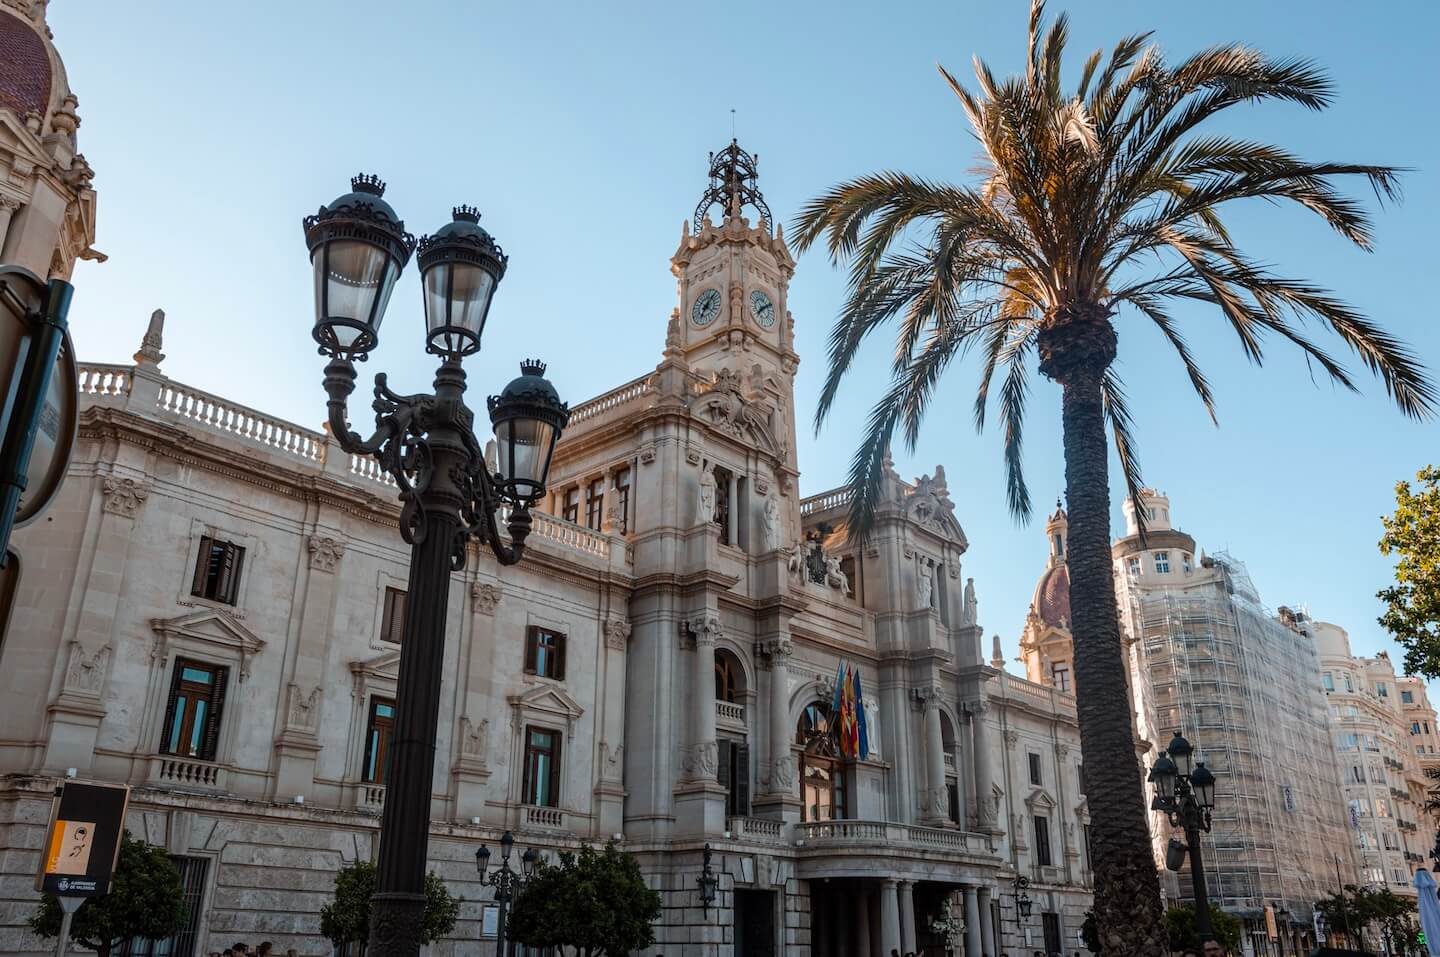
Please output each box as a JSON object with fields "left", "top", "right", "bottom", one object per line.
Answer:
{"left": 367, "top": 891, "right": 427, "bottom": 957}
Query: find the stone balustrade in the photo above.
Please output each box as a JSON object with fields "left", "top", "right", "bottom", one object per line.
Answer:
{"left": 156, "top": 380, "right": 325, "bottom": 462}
{"left": 523, "top": 805, "right": 565, "bottom": 829}
{"left": 992, "top": 670, "right": 1077, "bottom": 717}
{"left": 565, "top": 375, "right": 651, "bottom": 427}
{"left": 715, "top": 700, "right": 745, "bottom": 724}
{"left": 152, "top": 756, "right": 224, "bottom": 789}
{"left": 796, "top": 819, "right": 988, "bottom": 854}
{"left": 77, "top": 363, "right": 132, "bottom": 397}
{"left": 799, "top": 486, "right": 850, "bottom": 516}
{"left": 727, "top": 816, "right": 784, "bottom": 842}
{"left": 362, "top": 785, "right": 386, "bottom": 809}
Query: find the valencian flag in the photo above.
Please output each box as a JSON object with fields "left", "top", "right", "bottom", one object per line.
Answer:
{"left": 830, "top": 661, "right": 871, "bottom": 760}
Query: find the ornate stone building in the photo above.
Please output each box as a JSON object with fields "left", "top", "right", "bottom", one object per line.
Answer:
{"left": 0, "top": 124, "right": 1092, "bottom": 954}
{"left": 1021, "top": 489, "right": 1356, "bottom": 954}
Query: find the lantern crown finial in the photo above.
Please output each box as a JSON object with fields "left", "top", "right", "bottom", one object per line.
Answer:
{"left": 453, "top": 204, "right": 481, "bottom": 223}
{"left": 350, "top": 173, "right": 386, "bottom": 196}
{"left": 520, "top": 359, "right": 547, "bottom": 377}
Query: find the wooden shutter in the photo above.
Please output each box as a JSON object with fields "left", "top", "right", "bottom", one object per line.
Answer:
{"left": 718, "top": 739, "right": 731, "bottom": 794}
{"left": 191, "top": 537, "right": 212, "bottom": 597}
{"left": 200, "top": 665, "right": 229, "bottom": 761}
{"left": 524, "top": 627, "right": 538, "bottom": 674}
{"left": 736, "top": 742, "right": 750, "bottom": 816}
{"left": 159, "top": 661, "right": 186, "bottom": 754}
{"left": 548, "top": 732, "right": 562, "bottom": 806}
{"left": 554, "top": 632, "right": 567, "bottom": 680}
{"left": 382, "top": 588, "right": 407, "bottom": 644}
{"left": 222, "top": 544, "right": 245, "bottom": 604}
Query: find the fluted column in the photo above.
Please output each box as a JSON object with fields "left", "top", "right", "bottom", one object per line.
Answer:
{"left": 881, "top": 879, "right": 901, "bottom": 955}
{"left": 977, "top": 887, "right": 995, "bottom": 957}
{"left": 971, "top": 700, "right": 997, "bottom": 829}
{"left": 689, "top": 613, "right": 720, "bottom": 780}
{"left": 768, "top": 638, "right": 795, "bottom": 795}
{"left": 922, "top": 687, "right": 947, "bottom": 824}
{"left": 964, "top": 886, "right": 982, "bottom": 957}
{"left": 899, "top": 880, "right": 916, "bottom": 954}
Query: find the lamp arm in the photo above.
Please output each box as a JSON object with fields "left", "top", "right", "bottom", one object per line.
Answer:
{"left": 458, "top": 449, "right": 529, "bottom": 567}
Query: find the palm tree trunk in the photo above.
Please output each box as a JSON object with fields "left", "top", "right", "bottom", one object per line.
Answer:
{"left": 1045, "top": 314, "right": 1168, "bottom": 956}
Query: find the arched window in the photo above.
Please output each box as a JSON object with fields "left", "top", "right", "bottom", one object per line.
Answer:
{"left": 714, "top": 653, "right": 741, "bottom": 703}
{"left": 795, "top": 702, "right": 847, "bottom": 822}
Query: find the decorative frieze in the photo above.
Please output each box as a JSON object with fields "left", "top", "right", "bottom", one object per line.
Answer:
{"left": 307, "top": 535, "right": 345, "bottom": 571}
{"left": 101, "top": 476, "right": 150, "bottom": 518}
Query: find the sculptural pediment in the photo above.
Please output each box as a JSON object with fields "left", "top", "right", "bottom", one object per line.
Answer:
{"left": 690, "top": 369, "right": 780, "bottom": 455}
{"left": 508, "top": 683, "right": 586, "bottom": 720}
{"left": 350, "top": 648, "right": 402, "bottom": 682}
{"left": 1024, "top": 786, "right": 1057, "bottom": 811}
{"left": 902, "top": 466, "right": 968, "bottom": 546}
{"left": 151, "top": 610, "right": 266, "bottom": 679}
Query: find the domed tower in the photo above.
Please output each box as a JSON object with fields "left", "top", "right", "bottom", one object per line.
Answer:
{"left": 0, "top": 0, "right": 102, "bottom": 279}
{"left": 1019, "top": 500, "right": 1075, "bottom": 691}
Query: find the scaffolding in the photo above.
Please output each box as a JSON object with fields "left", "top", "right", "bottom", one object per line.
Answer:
{"left": 1119, "top": 551, "right": 1354, "bottom": 928}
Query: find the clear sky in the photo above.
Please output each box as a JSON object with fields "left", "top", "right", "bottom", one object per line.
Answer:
{"left": 47, "top": 1, "right": 1440, "bottom": 681}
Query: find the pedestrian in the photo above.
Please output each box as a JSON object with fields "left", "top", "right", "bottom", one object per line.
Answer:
{"left": 256, "top": 944, "right": 273, "bottom": 957}
{"left": 285, "top": 951, "right": 298, "bottom": 957}
{"left": 1202, "top": 941, "right": 1226, "bottom": 957}
{"left": 232, "top": 945, "right": 249, "bottom": 957}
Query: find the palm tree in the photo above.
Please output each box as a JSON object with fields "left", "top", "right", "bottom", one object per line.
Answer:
{"left": 791, "top": 3, "right": 1434, "bottom": 953}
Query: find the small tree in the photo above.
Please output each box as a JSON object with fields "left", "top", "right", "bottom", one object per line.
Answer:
{"left": 506, "top": 843, "right": 661, "bottom": 957}
{"left": 29, "top": 830, "right": 187, "bottom": 957}
{"left": 1163, "top": 903, "right": 1242, "bottom": 954}
{"left": 1379, "top": 465, "right": 1440, "bottom": 677}
{"left": 1081, "top": 910, "right": 1101, "bottom": 956}
{"left": 318, "top": 859, "right": 459, "bottom": 952}
{"left": 1315, "top": 885, "right": 1416, "bottom": 950}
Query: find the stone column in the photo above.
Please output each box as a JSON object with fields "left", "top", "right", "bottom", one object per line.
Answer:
{"left": 922, "top": 687, "right": 947, "bottom": 824}
{"left": 881, "top": 879, "right": 902, "bottom": 956}
{"left": 856, "top": 888, "right": 872, "bottom": 957}
{"left": 899, "top": 880, "right": 916, "bottom": 954}
{"left": 971, "top": 700, "right": 997, "bottom": 829}
{"left": 964, "top": 886, "right": 982, "bottom": 957}
{"left": 727, "top": 472, "right": 740, "bottom": 545}
{"left": 690, "top": 613, "right": 720, "bottom": 779}
{"left": 977, "top": 887, "right": 995, "bottom": 957}
{"left": 769, "top": 638, "right": 795, "bottom": 794}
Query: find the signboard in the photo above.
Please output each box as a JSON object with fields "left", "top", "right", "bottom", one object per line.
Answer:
{"left": 480, "top": 905, "right": 499, "bottom": 938}
{"left": 35, "top": 782, "right": 130, "bottom": 896}
{"left": 1265, "top": 904, "right": 1278, "bottom": 941}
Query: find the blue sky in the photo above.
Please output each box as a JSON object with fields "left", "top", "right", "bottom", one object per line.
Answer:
{"left": 49, "top": 1, "right": 1440, "bottom": 677}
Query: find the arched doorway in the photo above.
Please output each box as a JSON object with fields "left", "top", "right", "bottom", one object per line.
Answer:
{"left": 796, "top": 702, "right": 847, "bottom": 822}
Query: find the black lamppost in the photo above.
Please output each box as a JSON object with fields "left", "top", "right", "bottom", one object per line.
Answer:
{"left": 1013, "top": 874, "right": 1032, "bottom": 934}
{"left": 696, "top": 843, "right": 719, "bottom": 919}
{"left": 304, "top": 176, "right": 568, "bottom": 957}
{"left": 477, "top": 832, "right": 537, "bottom": 957}
{"left": 1150, "top": 731, "right": 1219, "bottom": 949}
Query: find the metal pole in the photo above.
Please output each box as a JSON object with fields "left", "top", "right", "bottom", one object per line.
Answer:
{"left": 0, "top": 277, "right": 71, "bottom": 564}
{"left": 53, "top": 896, "right": 82, "bottom": 957}
{"left": 495, "top": 882, "right": 507, "bottom": 957}
{"left": 1334, "top": 854, "right": 1352, "bottom": 947}
{"left": 1188, "top": 801, "right": 1215, "bottom": 947}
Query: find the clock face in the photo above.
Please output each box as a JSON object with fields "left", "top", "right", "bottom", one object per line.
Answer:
{"left": 691, "top": 288, "right": 722, "bottom": 327}
{"left": 749, "top": 290, "right": 776, "bottom": 328}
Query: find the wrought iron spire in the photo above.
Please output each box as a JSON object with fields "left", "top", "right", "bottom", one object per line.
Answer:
{"left": 693, "top": 139, "right": 772, "bottom": 230}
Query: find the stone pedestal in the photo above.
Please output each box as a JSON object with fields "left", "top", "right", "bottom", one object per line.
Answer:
{"left": 272, "top": 732, "right": 322, "bottom": 800}
{"left": 673, "top": 780, "right": 729, "bottom": 837}
{"left": 450, "top": 758, "right": 493, "bottom": 822}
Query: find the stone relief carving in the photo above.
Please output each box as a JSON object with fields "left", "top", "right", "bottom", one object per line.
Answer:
{"left": 599, "top": 742, "right": 624, "bottom": 783}
{"left": 101, "top": 477, "right": 150, "bottom": 518}
{"left": 754, "top": 477, "right": 770, "bottom": 495}
{"left": 603, "top": 617, "right": 632, "bottom": 651}
{"left": 63, "top": 642, "right": 109, "bottom": 694}
{"left": 922, "top": 785, "right": 949, "bottom": 818}
{"left": 638, "top": 445, "right": 656, "bottom": 465}
{"left": 1004, "top": 729, "right": 1020, "bottom": 749}
{"left": 903, "top": 464, "right": 968, "bottom": 545}
{"left": 682, "top": 741, "right": 719, "bottom": 779}
{"left": 687, "top": 612, "right": 722, "bottom": 645}
{"left": 460, "top": 716, "right": 489, "bottom": 765}
{"left": 770, "top": 755, "right": 796, "bottom": 791}
{"left": 825, "top": 553, "right": 849, "bottom": 594}
{"left": 916, "top": 563, "right": 933, "bottom": 607}
{"left": 685, "top": 448, "right": 702, "bottom": 466}
{"left": 691, "top": 369, "right": 780, "bottom": 455}
{"left": 307, "top": 535, "right": 345, "bottom": 571}
{"left": 697, "top": 465, "right": 716, "bottom": 524}
{"left": 471, "top": 582, "right": 501, "bottom": 615}
{"left": 762, "top": 495, "right": 780, "bottom": 551}
{"left": 287, "top": 684, "right": 321, "bottom": 731}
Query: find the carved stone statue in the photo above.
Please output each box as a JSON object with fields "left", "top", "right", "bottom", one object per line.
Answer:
{"left": 917, "top": 564, "right": 933, "bottom": 607}
{"left": 963, "top": 577, "right": 978, "bottom": 625}
{"left": 762, "top": 495, "right": 781, "bottom": 551}
{"left": 825, "top": 553, "right": 849, "bottom": 594}
{"left": 698, "top": 466, "right": 717, "bottom": 524}
{"left": 786, "top": 541, "right": 805, "bottom": 576}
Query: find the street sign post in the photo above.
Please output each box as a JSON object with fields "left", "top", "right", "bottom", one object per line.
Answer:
{"left": 0, "top": 264, "right": 76, "bottom": 565}
{"left": 35, "top": 781, "right": 131, "bottom": 957}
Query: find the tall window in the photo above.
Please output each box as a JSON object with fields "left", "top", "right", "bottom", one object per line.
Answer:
{"left": 1153, "top": 551, "right": 1170, "bottom": 574}
{"left": 797, "top": 703, "right": 847, "bottom": 822}
{"left": 561, "top": 487, "right": 579, "bottom": 524}
{"left": 947, "top": 780, "right": 960, "bottom": 824}
{"left": 1413, "top": 722, "right": 1422, "bottom": 736}
{"left": 522, "top": 726, "right": 561, "bottom": 806}
{"left": 1051, "top": 663, "right": 1071, "bottom": 694}
{"left": 719, "top": 738, "right": 750, "bottom": 817}
{"left": 118, "top": 856, "right": 209, "bottom": 957}
{"left": 714, "top": 655, "right": 740, "bottom": 703}
{"left": 1344, "top": 673, "right": 1354, "bottom": 692}
{"left": 524, "top": 626, "right": 566, "bottom": 680}
{"left": 1126, "top": 557, "right": 1141, "bottom": 578}
{"left": 380, "top": 587, "right": 407, "bottom": 644}
{"left": 584, "top": 477, "right": 605, "bottom": 530}
{"left": 1034, "top": 815, "right": 1052, "bottom": 866}
{"left": 191, "top": 535, "right": 244, "bottom": 605}
{"left": 1323, "top": 672, "right": 1335, "bottom": 692}
{"left": 713, "top": 466, "right": 733, "bottom": 545}
{"left": 1377, "top": 682, "right": 1389, "bottom": 698}
{"left": 613, "top": 468, "right": 631, "bottom": 534}
{"left": 1402, "top": 690, "right": 1415, "bottom": 704}
{"left": 1042, "top": 913, "right": 1062, "bottom": 953}
{"left": 160, "top": 660, "right": 227, "bottom": 761}
{"left": 362, "top": 698, "right": 395, "bottom": 784}
{"left": 1182, "top": 552, "right": 1193, "bottom": 573}
{"left": 1028, "top": 752, "right": 1042, "bottom": 786}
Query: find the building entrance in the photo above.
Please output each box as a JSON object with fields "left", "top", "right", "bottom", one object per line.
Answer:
{"left": 734, "top": 888, "right": 776, "bottom": 957}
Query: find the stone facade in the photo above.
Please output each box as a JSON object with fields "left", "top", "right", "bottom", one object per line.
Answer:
{"left": 0, "top": 136, "right": 1091, "bottom": 956}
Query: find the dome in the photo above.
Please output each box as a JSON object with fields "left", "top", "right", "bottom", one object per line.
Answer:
{"left": 0, "top": 9, "right": 51, "bottom": 120}
{"left": 1033, "top": 561, "right": 1071, "bottom": 631}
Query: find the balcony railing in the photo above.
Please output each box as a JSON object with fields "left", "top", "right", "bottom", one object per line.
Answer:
{"left": 800, "top": 486, "right": 850, "bottom": 516}
{"left": 943, "top": 752, "right": 956, "bottom": 771}
{"left": 727, "top": 816, "right": 784, "bottom": 842}
{"left": 362, "top": 785, "right": 386, "bottom": 809}
{"left": 151, "top": 756, "right": 224, "bottom": 790}
{"left": 796, "top": 819, "right": 988, "bottom": 854}
{"left": 565, "top": 375, "right": 651, "bottom": 427}
{"left": 524, "top": 805, "right": 565, "bottom": 829}
{"left": 716, "top": 700, "right": 745, "bottom": 724}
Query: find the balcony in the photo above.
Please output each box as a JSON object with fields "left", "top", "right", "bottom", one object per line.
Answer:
{"left": 361, "top": 784, "right": 385, "bottom": 810}
{"left": 727, "top": 816, "right": 785, "bottom": 843}
{"left": 149, "top": 756, "right": 226, "bottom": 791}
{"left": 796, "top": 819, "right": 991, "bottom": 855}
{"left": 943, "top": 752, "right": 956, "bottom": 771}
{"left": 523, "top": 805, "right": 565, "bottom": 830}
{"left": 716, "top": 700, "right": 745, "bottom": 728}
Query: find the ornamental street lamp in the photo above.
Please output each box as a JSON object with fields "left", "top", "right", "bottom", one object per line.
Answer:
{"left": 1150, "top": 731, "right": 1220, "bottom": 949}
{"left": 304, "top": 176, "right": 568, "bottom": 957}
{"left": 476, "top": 832, "right": 537, "bottom": 957}
{"left": 696, "top": 843, "right": 719, "bottom": 918}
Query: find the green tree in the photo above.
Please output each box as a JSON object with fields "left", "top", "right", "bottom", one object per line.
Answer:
{"left": 1379, "top": 465, "right": 1440, "bottom": 676}
{"left": 1315, "top": 885, "right": 1417, "bottom": 950}
{"left": 791, "top": 2, "right": 1433, "bottom": 953}
{"left": 1081, "top": 910, "right": 1102, "bottom": 955}
{"left": 318, "top": 859, "right": 459, "bottom": 951}
{"left": 29, "top": 831, "right": 187, "bottom": 957}
{"left": 1163, "top": 903, "right": 1242, "bottom": 953}
{"left": 507, "top": 843, "right": 661, "bottom": 957}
